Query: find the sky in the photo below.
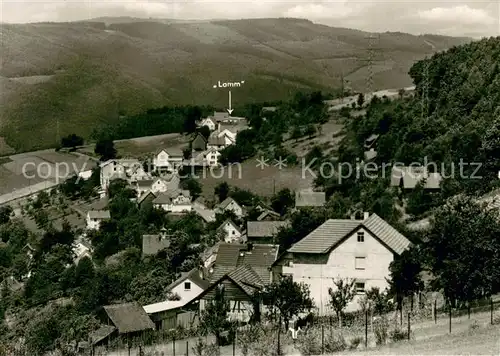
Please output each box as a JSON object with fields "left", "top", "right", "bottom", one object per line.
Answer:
{"left": 1, "top": 0, "right": 499, "bottom": 38}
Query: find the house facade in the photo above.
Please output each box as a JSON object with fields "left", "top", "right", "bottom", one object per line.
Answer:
{"left": 274, "top": 213, "right": 411, "bottom": 315}
{"left": 86, "top": 210, "right": 111, "bottom": 230}
{"left": 153, "top": 149, "right": 184, "bottom": 172}
{"left": 217, "top": 219, "right": 242, "bottom": 243}
{"left": 204, "top": 148, "right": 221, "bottom": 167}
{"left": 198, "top": 117, "right": 216, "bottom": 131}
{"left": 152, "top": 190, "right": 192, "bottom": 213}
{"left": 135, "top": 178, "right": 169, "bottom": 196}
{"left": 215, "top": 197, "right": 244, "bottom": 218}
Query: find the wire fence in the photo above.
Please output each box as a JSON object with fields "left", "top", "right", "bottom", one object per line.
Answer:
{"left": 91, "top": 297, "right": 500, "bottom": 356}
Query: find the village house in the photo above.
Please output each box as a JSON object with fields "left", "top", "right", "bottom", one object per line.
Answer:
{"left": 272, "top": 212, "right": 411, "bottom": 315}
{"left": 152, "top": 189, "right": 192, "bottom": 213}
{"left": 217, "top": 219, "right": 243, "bottom": 243}
{"left": 135, "top": 177, "right": 169, "bottom": 196}
{"left": 257, "top": 209, "right": 281, "bottom": 221}
{"left": 198, "top": 117, "right": 217, "bottom": 131}
{"left": 193, "top": 242, "right": 278, "bottom": 322}
{"left": 99, "top": 159, "right": 146, "bottom": 191}
{"left": 192, "top": 133, "right": 208, "bottom": 151}
{"left": 96, "top": 302, "right": 155, "bottom": 347}
{"left": 245, "top": 221, "right": 290, "bottom": 244}
{"left": 153, "top": 149, "right": 184, "bottom": 173}
{"left": 137, "top": 190, "right": 157, "bottom": 207}
{"left": 215, "top": 197, "right": 245, "bottom": 218}
{"left": 295, "top": 190, "right": 326, "bottom": 208}
{"left": 204, "top": 148, "right": 221, "bottom": 167}
{"left": 142, "top": 228, "right": 171, "bottom": 255}
{"left": 73, "top": 237, "right": 93, "bottom": 264}
{"left": 143, "top": 267, "right": 210, "bottom": 330}
{"left": 364, "top": 134, "right": 379, "bottom": 149}
{"left": 390, "top": 166, "right": 442, "bottom": 191}
{"left": 207, "top": 135, "right": 228, "bottom": 151}
{"left": 86, "top": 210, "right": 110, "bottom": 230}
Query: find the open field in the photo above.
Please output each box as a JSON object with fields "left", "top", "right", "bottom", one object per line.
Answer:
{"left": 0, "top": 18, "right": 471, "bottom": 152}
{"left": 285, "top": 120, "right": 344, "bottom": 157}
{"left": 198, "top": 160, "right": 314, "bottom": 198}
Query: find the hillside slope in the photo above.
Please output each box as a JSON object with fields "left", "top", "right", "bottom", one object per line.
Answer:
{"left": 0, "top": 18, "right": 471, "bottom": 152}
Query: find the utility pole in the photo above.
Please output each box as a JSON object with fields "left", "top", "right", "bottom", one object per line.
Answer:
{"left": 362, "top": 34, "right": 381, "bottom": 95}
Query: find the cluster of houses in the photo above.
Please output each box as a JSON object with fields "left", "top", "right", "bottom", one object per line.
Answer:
{"left": 83, "top": 185, "right": 416, "bottom": 349}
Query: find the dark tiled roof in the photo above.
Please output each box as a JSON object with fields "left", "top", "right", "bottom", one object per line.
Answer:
{"left": 166, "top": 268, "right": 210, "bottom": 291}
{"left": 257, "top": 210, "right": 281, "bottom": 221}
{"left": 288, "top": 213, "right": 410, "bottom": 255}
{"left": 90, "top": 325, "right": 116, "bottom": 345}
{"left": 295, "top": 191, "right": 326, "bottom": 207}
{"left": 136, "top": 179, "right": 155, "bottom": 187}
{"left": 227, "top": 265, "right": 263, "bottom": 294}
{"left": 103, "top": 302, "right": 154, "bottom": 333}
{"left": 247, "top": 221, "right": 289, "bottom": 238}
{"left": 138, "top": 190, "right": 157, "bottom": 204}
{"left": 212, "top": 243, "right": 278, "bottom": 284}
{"left": 208, "top": 136, "right": 226, "bottom": 146}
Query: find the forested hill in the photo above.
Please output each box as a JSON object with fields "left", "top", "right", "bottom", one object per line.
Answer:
{"left": 337, "top": 37, "right": 500, "bottom": 201}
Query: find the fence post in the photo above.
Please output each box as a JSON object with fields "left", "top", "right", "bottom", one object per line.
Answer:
{"left": 173, "top": 334, "right": 176, "bottom": 356}
{"left": 434, "top": 299, "right": 437, "bottom": 324}
{"left": 186, "top": 340, "right": 189, "bottom": 356}
{"left": 491, "top": 298, "right": 494, "bottom": 325}
{"left": 449, "top": 305, "right": 452, "bottom": 333}
{"left": 233, "top": 326, "right": 236, "bottom": 356}
{"left": 407, "top": 312, "right": 410, "bottom": 340}
{"left": 321, "top": 324, "right": 324, "bottom": 354}
{"left": 468, "top": 303, "right": 470, "bottom": 319}
{"left": 365, "top": 310, "right": 368, "bottom": 348}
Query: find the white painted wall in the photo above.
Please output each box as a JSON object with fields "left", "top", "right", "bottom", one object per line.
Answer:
{"left": 284, "top": 227, "right": 394, "bottom": 315}
{"left": 220, "top": 221, "right": 242, "bottom": 243}
{"left": 170, "top": 277, "right": 204, "bottom": 302}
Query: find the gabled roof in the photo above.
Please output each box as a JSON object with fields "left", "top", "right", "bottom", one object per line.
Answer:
{"left": 295, "top": 191, "right": 326, "bottom": 207}
{"left": 138, "top": 190, "right": 157, "bottom": 204}
{"left": 211, "top": 243, "right": 279, "bottom": 284}
{"left": 247, "top": 221, "right": 290, "bottom": 238}
{"left": 288, "top": 213, "right": 410, "bottom": 255}
{"left": 193, "top": 206, "right": 216, "bottom": 223}
{"left": 89, "top": 325, "right": 116, "bottom": 345}
{"left": 87, "top": 210, "right": 111, "bottom": 219}
{"left": 136, "top": 179, "right": 156, "bottom": 187}
{"left": 218, "top": 197, "right": 240, "bottom": 210}
{"left": 166, "top": 268, "right": 210, "bottom": 292}
{"left": 155, "top": 148, "right": 183, "bottom": 158}
{"left": 193, "top": 133, "right": 207, "bottom": 143}
{"left": 257, "top": 209, "right": 281, "bottom": 221}
{"left": 103, "top": 302, "right": 154, "bottom": 333}
{"left": 217, "top": 219, "right": 242, "bottom": 234}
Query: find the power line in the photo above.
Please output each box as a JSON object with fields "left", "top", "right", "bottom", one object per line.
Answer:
{"left": 362, "top": 34, "right": 381, "bottom": 93}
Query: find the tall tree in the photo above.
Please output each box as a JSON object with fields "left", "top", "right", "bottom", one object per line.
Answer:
{"left": 261, "top": 275, "right": 313, "bottom": 330}
{"left": 200, "top": 285, "right": 230, "bottom": 346}
{"left": 271, "top": 188, "right": 294, "bottom": 216}
{"left": 214, "top": 182, "right": 230, "bottom": 202}
{"left": 94, "top": 139, "right": 117, "bottom": 161}
{"left": 424, "top": 196, "right": 500, "bottom": 307}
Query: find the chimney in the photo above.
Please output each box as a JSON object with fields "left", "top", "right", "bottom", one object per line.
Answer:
{"left": 247, "top": 242, "right": 253, "bottom": 252}
{"left": 363, "top": 212, "right": 369, "bottom": 220}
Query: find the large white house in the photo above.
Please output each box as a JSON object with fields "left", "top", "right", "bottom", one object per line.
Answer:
{"left": 198, "top": 117, "right": 217, "bottom": 131}
{"left": 153, "top": 149, "right": 184, "bottom": 172}
{"left": 273, "top": 212, "right": 411, "bottom": 315}
{"left": 135, "top": 178, "right": 169, "bottom": 196}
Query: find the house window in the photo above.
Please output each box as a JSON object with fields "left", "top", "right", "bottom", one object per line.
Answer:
{"left": 355, "top": 282, "right": 365, "bottom": 294}
{"left": 184, "top": 281, "right": 191, "bottom": 290}
{"left": 355, "top": 257, "right": 366, "bottom": 270}
{"left": 357, "top": 231, "right": 364, "bottom": 242}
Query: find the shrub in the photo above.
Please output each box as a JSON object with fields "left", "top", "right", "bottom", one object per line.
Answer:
{"left": 389, "top": 328, "right": 409, "bottom": 342}
{"left": 191, "top": 338, "right": 219, "bottom": 356}
{"left": 493, "top": 314, "right": 500, "bottom": 325}
{"left": 238, "top": 327, "right": 263, "bottom": 356}
{"left": 349, "top": 336, "right": 363, "bottom": 350}
{"left": 374, "top": 317, "right": 389, "bottom": 345}
{"left": 243, "top": 325, "right": 283, "bottom": 356}
{"left": 323, "top": 330, "right": 347, "bottom": 353}
{"left": 295, "top": 327, "right": 346, "bottom": 355}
